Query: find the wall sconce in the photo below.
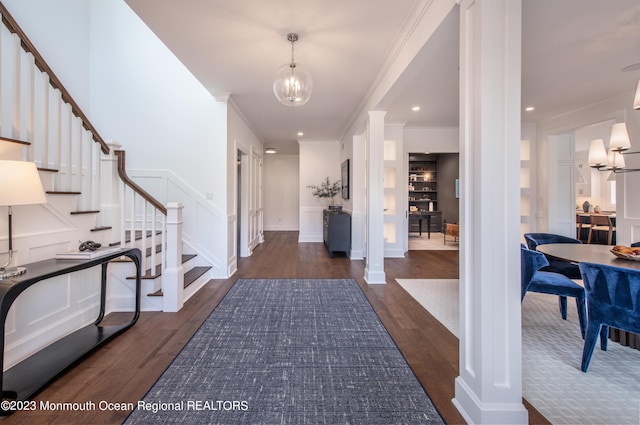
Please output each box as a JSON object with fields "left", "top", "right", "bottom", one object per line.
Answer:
{"left": 588, "top": 122, "right": 640, "bottom": 173}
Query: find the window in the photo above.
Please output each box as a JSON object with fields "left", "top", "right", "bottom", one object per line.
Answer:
{"left": 609, "top": 181, "right": 616, "bottom": 205}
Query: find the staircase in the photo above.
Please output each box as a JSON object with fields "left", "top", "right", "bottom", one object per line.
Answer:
{"left": 0, "top": 3, "right": 211, "bottom": 313}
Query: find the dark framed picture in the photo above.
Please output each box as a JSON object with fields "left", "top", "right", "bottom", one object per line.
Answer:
{"left": 341, "top": 159, "right": 350, "bottom": 200}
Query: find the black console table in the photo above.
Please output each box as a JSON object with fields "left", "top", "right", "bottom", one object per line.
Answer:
{"left": 323, "top": 209, "right": 351, "bottom": 257}
{"left": 0, "top": 248, "right": 141, "bottom": 413}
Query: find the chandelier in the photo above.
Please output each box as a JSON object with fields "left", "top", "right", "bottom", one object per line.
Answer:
{"left": 273, "top": 33, "right": 313, "bottom": 107}
{"left": 588, "top": 122, "right": 640, "bottom": 173}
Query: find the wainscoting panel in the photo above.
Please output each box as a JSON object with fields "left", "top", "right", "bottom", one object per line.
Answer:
{"left": 299, "top": 207, "right": 324, "bottom": 243}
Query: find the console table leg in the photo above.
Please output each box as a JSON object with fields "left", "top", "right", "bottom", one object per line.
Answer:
{"left": 94, "top": 263, "right": 109, "bottom": 325}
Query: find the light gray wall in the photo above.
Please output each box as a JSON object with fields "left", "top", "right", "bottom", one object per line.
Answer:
{"left": 263, "top": 154, "right": 300, "bottom": 231}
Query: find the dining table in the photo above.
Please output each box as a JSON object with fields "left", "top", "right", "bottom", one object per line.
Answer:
{"left": 537, "top": 243, "right": 640, "bottom": 270}
{"left": 537, "top": 243, "right": 640, "bottom": 348}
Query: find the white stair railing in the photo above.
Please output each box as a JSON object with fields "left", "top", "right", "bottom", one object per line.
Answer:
{"left": 0, "top": 3, "right": 184, "bottom": 311}
{"left": 115, "top": 150, "right": 168, "bottom": 282}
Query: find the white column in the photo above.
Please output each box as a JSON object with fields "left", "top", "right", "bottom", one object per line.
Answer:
{"left": 163, "top": 202, "right": 184, "bottom": 312}
{"left": 364, "top": 111, "right": 386, "bottom": 284}
{"left": 453, "top": 0, "right": 527, "bottom": 424}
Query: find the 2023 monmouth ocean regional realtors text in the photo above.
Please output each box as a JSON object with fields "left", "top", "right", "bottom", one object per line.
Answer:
{"left": 2, "top": 399, "right": 249, "bottom": 413}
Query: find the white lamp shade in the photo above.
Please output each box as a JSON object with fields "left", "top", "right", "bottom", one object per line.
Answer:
{"left": 634, "top": 80, "right": 640, "bottom": 111}
{"left": 588, "top": 139, "right": 608, "bottom": 167}
{"left": 0, "top": 161, "right": 47, "bottom": 206}
{"left": 609, "top": 122, "right": 631, "bottom": 152}
{"left": 273, "top": 63, "right": 313, "bottom": 107}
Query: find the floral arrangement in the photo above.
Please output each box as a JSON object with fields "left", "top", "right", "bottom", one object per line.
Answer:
{"left": 308, "top": 177, "right": 341, "bottom": 200}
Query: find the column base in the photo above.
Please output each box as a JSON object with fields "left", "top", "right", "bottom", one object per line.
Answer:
{"left": 364, "top": 268, "right": 386, "bottom": 284}
{"left": 453, "top": 377, "right": 528, "bottom": 425}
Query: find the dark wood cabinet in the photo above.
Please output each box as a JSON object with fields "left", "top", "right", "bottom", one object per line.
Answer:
{"left": 323, "top": 210, "right": 351, "bottom": 257}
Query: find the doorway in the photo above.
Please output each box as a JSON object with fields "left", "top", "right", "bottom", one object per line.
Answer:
{"left": 237, "top": 149, "right": 250, "bottom": 257}
{"left": 408, "top": 152, "right": 459, "bottom": 251}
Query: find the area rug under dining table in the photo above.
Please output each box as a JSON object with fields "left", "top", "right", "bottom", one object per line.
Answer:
{"left": 396, "top": 278, "right": 640, "bottom": 425}
{"left": 124, "top": 278, "right": 444, "bottom": 424}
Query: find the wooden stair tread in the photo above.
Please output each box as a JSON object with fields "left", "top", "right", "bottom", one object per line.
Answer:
{"left": 70, "top": 210, "right": 100, "bottom": 215}
{"left": 184, "top": 266, "right": 211, "bottom": 287}
{"left": 91, "top": 226, "right": 112, "bottom": 232}
{"left": 37, "top": 167, "right": 59, "bottom": 173}
{"left": 183, "top": 253, "right": 197, "bottom": 262}
{"left": 124, "top": 254, "right": 195, "bottom": 277}
{"left": 0, "top": 136, "right": 30, "bottom": 145}
{"left": 46, "top": 191, "right": 81, "bottom": 195}
{"left": 127, "top": 264, "right": 162, "bottom": 280}
{"left": 146, "top": 266, "right": 211, "bottom": 297}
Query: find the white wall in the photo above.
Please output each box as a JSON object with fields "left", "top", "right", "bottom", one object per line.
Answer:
{"left": 298, "top": 141, "right": 340, "bottom": 242}
{"left": 404, "top": 126, "right": 459, "bottom": 153}
{"left": 263, "top": 154, "right": 299, "bottom": 231}
{"left": 88, "top": 1, "right": 224, "bottom": 200}
{"left": 3, "top": 0, "right": 92, "bottom": 110}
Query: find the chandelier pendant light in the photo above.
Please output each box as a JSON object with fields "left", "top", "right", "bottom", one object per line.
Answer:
{"left": 273, "top": 33, "right": 313, "bottom": 107}
{"left": 588, "top": 122, "right": 640, "bottom": 173}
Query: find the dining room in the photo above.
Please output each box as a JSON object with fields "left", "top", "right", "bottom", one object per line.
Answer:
{"left": 574, "top": 120, "right": 619, "bottom": 245}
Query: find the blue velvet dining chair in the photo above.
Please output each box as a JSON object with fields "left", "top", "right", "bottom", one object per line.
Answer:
{"left": 521, "top": 245, "right": 586, "bottom": 339}
{"left": 524, "top": 233, "right": 582, "bottom": 280}
{"left": 578, "top": 262, "right": 640, "bottom": 372}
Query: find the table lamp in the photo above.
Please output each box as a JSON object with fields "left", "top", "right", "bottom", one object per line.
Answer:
{"left": 0, "top": 160, "right": 47, "bottom": 279}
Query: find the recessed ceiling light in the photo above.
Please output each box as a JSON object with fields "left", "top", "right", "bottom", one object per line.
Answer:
{"left": 525, "top": 106, "right": 535, "bottom": 112}
{"left": 297, "top": 132, "right": 304, "bottom": 136}
{"left": 265, "top": 147, "right": 276, "bottom": 154}
{"left": 412, "top": 106, "right": 420, "bottom": 111}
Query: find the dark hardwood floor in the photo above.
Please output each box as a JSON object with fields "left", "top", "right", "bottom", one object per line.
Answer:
{"left": 2, "top": 231, "right": 549, "bottom": 424}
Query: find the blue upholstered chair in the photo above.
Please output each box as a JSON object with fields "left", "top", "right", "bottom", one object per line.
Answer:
{"left": 578, "top": 262, "right": 640, "bottom": 372}
{"left": 521, "top": 245, "right": 586, "bottom": 339}
{"left": 524, "top": 233, "right": 582, "bottom": 280}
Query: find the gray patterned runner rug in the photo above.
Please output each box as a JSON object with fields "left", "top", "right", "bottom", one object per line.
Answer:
{"left": 124, "top": 278, "right": 444, "bottom": 424}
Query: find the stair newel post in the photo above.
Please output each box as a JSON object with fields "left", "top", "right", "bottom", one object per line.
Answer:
{"left": 101, "top": 140, "right": 122, "bottom": 238}
{"left": 163, "top": 202, "right": 184, "bottom": 312}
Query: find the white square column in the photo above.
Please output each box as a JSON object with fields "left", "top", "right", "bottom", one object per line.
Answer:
{"left": 453, "top": 0, "right": 528, "bottom": 424}
{"left": 364, "top": 111, "right": 386, "bottom": 284}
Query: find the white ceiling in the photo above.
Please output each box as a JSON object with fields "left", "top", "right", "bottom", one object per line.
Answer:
{"left": 125, "top": 0, "right": 640, "bottom": 155}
